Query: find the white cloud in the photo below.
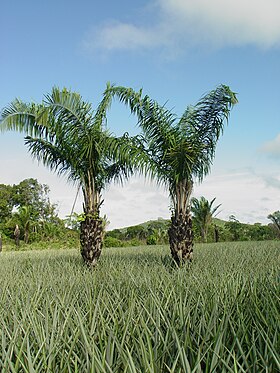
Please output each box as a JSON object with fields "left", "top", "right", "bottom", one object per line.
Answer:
{"left": 261, "top": 174, "right": 280, "bottom": 190}
{"left": 261, "top": 134, "right": 280, "bottom": 157}
{"left": 84, "top": 0, "right": 280, "bottom": 54}
{"left": 102, "top": 177, "right": 170, "bottom": 229}
{"left": 194, "top": 169, "right": 280, "bottom": 224}
{"left": 103, "top": 168, "right": 280, "bottom": 229}
{"left": 161, "top": 0, "right": 280, "bottom": 47}
{"left": 85, "top": 22, "right": 165, "bottom": 52}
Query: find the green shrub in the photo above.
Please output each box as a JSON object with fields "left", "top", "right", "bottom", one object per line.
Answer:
{"left": 104, "top": 236, "right": 124, "bottom": 248}
{"left": 126, "top": 238, "right": 142, "bottom": 246}
{"left": 146, "top": 234, "right": 157, "bottom": 245}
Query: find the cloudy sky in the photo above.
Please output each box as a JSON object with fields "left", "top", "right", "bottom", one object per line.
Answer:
{"left": 1, "top": 0, "right": 280, "bottom": 229}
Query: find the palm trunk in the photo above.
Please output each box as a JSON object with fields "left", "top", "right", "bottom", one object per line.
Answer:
{"left": 80, "top": 216, "right": 104, "bottom": 267}
{"left": 168, "top": 209, "right": 193, "bottom": 266}
{"left": 24, "top": 223, "right": 29, "bottom": 244}
{"left": 201, "top": 228, "right": 207, "bottom": 243}
{"left": 214, "top": 225, "right": 219, "bottom": 242}
{"left": 168, "top": 180, "right": 193, "bottom": 266}
{"left": 24, "top": 230, "right": 29, "bottom": 244}
{"left": 14, "top": 225, "right": 20, "bottom": 248}
{"left": 80, "top": 182, "right": 104, "bottom": 267}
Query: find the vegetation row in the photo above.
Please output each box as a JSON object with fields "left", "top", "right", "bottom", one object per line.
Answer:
{"left": 0, "top": 178, "right": 279, "bottom": 253}
{"left": 0, "top": 242, "right": 279, "bottom": 372}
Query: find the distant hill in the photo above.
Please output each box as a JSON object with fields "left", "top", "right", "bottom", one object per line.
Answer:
{"left": 106, "top": 216, "right": 277, "bottom": 246}
{"left": 212, "top": 218, "right": 227, "bottom": 227}
{"left": 108, "top": 218, "right": 170, "bottom": 233}
{"left": 108, "top": 217, "right": 227, "bottom": 233}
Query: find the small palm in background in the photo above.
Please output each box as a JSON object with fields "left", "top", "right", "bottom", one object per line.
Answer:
{"left": 267, "top": 211, "right": 280, "bottom": 237}
{"left": 191, "top": 197, "right": 221, "bottom": 242}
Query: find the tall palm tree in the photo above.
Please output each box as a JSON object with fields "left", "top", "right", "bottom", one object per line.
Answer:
{"left": 191, "top": 196, "right": 221, "bottom": 242}
{"left": 16, "top": 205, "right": 33, "bottom": 244}
{"left": 0, "top": 85, "right": 136, "bottom": 266}
{"left": 108, "top": 84, "right": 237, "bottom": 265}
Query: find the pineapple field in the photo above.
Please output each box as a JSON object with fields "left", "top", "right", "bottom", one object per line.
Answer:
{"left": 0, "top": 241, "right": 279, "bottom": 372}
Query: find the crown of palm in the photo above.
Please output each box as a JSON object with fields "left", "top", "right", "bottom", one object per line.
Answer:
{"left": 108, "top": 84, "right": 237, "bottom": 195}
{"left": 1, "top": 86, "right": 136, "bottom": 192}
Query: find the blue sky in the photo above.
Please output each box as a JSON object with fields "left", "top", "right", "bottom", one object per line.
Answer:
{"left": 1, "top": 0, "right": 280, "bottom": 228}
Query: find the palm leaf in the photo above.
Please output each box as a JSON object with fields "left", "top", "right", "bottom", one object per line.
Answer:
{"left": 0, "top": 100, "right": 49, "bottom": 137}
{"left": 25, "top": 136, "right": 81, "bottom": 184}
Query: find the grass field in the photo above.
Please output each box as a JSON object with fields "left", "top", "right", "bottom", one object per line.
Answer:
{"left": 0, "top": 241, "right": 279, "bottom": 372}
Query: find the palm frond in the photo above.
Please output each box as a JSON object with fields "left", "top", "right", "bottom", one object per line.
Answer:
{"left": 44, "top": 87, "right": 94, "bottom": 142}
{"left": 178, "top": 85, "right": 237, "bottom": 181}
{"left": 25, "top": 136, "right": 81, "bottom": 184}
{"left": 107, "top": 132, "right": 165, "bottom": 186}
{"left": 101, "top": 162, "right": 133, "bottom": 188}
{"left": 209, "top": 198, "right": 222, "bottom": 217}
{"left": 109, "top": 86, "right": 176, "bottom": 152}
{"left": 0, "top": 100, "right": 47, "bottom": 137}
{"left": 93, "top": 82, "right": 113, "bottom": 130}
{"left": 191, "top": 196, "right": 221, "bottom": 221}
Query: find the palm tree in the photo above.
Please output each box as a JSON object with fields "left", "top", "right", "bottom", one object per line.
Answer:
{"left": 108, "top": 84, "right": 237, "bottom": 265}
{"left": 191, "top": 196, "right": 221, "bottom": 242}
{"left": 267, "top": 211, "right": 280, "bottom": 237}
{"left": 16, "top": 205, "right": 33, "bottom": 244}
{"left": 0, "top": 85, "right": 136, "bottom": 266}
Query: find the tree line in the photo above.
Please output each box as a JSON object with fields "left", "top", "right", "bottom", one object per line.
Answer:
{"left": 0, "top": 178, "right": 67, "bottom": 245}
{"left": 105, "top": 209, "right": 279, "bottom": 248}
{"left": 0, "top": 178, "right": 278, "bottom": 250}
{"left": 1, "top": 83, "right": 238, "bottom": 266}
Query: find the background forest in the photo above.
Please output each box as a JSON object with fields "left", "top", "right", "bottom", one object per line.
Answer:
{"left": 0, "top": 178, "right": 279, "bottom": 251}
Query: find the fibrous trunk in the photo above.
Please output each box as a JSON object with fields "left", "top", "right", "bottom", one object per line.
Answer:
{"left": 80, "top": 216, "right": 104, "bottom": 267}
{"left": 168, "top": 208, "right": 193, "bottom": 266}
{"left": 14, "top": 225, "right": 20, "bottom": 247}
{"left": 201, "top": 228, "right": 207, "bottom": 243}
{"left": 24, "top": 227, "right": 29, "bottom": 244}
